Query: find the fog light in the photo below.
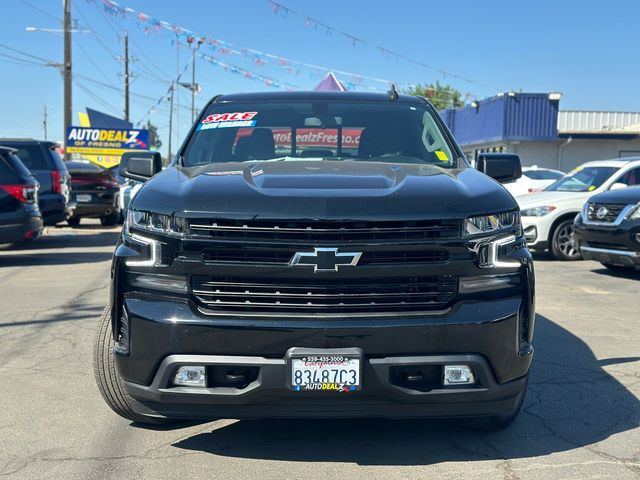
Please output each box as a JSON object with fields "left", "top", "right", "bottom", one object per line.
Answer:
{"left": 174, "top": 366, "right": 206, "bottom": 387}
{"left": 443, "top": 365, "right": 475, "bottom": 386}
{"left": 459, "top": 273, "right": 520, "bottom": 294}
{"left": 131, "top": 273, "right": 188, "bottom": 293}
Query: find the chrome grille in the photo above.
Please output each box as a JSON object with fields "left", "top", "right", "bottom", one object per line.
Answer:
{"left": 202, "top": 249, "right": 449, "bottom": 266}
{"left": 188, "top": 218, "right": 461, "bottom": 243}
{"left": 192, "top": 275, "right": 457, "bottom": 316}
{"left": 587, "top": 203, "right": 625, "bottom": 223}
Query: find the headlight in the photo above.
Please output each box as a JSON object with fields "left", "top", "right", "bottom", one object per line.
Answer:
{"left": 126, "top": 209, "right": 186, "bottom": 237}
{"left": 521, "top": 206, "right": 556, "bottom": 217}
{"left": 464, "top": 212, "right": 518, "bottom": 236}
{"left": 629, "top": 204, "right": 640, "bottom": 219}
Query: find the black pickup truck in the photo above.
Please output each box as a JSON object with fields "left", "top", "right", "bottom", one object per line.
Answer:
{"left": 94, "top": 91, "right": 535, "bottom": 430}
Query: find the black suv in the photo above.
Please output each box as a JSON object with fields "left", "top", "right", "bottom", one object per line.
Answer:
{"left": 0, "top": 146, "right": 43, "bottom": 243}
{"left": 575, "top": 186, "right": 640, "bottom": 270}
{"left": 94, "top": 92, "right": 535, "bottom": 429}
{"left": 0, "top": 139, "right": 73, "bottom": 225}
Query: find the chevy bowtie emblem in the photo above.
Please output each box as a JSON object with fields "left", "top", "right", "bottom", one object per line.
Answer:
{"left": 289, "top": 247, "right": 362, "bottom": 272}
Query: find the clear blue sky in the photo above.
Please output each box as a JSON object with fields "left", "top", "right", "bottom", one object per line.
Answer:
{"left": 2, "top": 0, "right": 640, "bottom": 157}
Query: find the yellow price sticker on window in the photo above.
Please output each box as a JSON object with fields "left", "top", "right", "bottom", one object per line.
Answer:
{"left": 435, "top": 150, "right": 449, "bottom": 162}
{"left": 588, "top": 185, "right": 596, "bottom": 191}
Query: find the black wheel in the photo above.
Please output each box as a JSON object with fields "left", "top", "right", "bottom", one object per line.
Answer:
{"left": 550, "top": 219, "right": 581, "bottom": 260}
{"left": 100, "top": 210, "right": 119, "bottom": 226}
{"left": 93, "top": 306, "right": 171, "bottom": 425}
{"left": 67, "top": 216, "right": 81, "bottom": 227}
{"left": 460, "top": 375, "right": 528, "bottom": 431}
{"left": 601, "top": 263, "right": 636, "bottom": 272}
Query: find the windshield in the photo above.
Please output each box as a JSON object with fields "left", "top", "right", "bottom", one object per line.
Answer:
{"left": 545, "top": 166, "right": 618, "bottom": 192}
{"left": 181, "top": 100, "right": 458, "bottom": 168}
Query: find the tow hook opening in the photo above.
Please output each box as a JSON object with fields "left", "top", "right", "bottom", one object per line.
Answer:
{"left": 207, "top": 365, "right": 260, "bottom": 389}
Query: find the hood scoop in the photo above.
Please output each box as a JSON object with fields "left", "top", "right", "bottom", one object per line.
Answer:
{"left": 245, "top": 162, "right": 406, "bottom": 191}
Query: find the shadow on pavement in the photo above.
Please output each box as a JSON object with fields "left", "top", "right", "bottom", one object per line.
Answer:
{"left": 1, "top": 230, "right": 119, "bottom": 251}
{"left": 590, "top": 266, "right": 640, "bottom": 280}
{"left": 172, "top": 314, "right": 639, "bottom": 465}
{"left": 0, "top": 251, "right": 113, "bottom": 267}
{"left": 0, "top": 305, "right": 105, "bottom": 328}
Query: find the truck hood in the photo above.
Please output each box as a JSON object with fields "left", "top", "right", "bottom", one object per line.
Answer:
{"left": 131, "top": 161, "right": 518, "bottom": 221}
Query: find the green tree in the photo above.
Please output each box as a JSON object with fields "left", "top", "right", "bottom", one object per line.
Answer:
{"left": 145, "top": 120, "right": 162, "bottom": 150}
{"left": 403, "top": 81, "right": 464, "bottom": 110}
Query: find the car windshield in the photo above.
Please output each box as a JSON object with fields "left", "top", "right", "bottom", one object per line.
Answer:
{"left": 545, "top": 166, "right": 618, "bottom": 192}
{"left": 181, "top": 100, "right": 458, "bottom": 168}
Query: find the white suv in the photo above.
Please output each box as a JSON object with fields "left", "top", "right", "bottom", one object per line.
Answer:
{"left": 518, "top": 157, "right": 640, "bottom": 260}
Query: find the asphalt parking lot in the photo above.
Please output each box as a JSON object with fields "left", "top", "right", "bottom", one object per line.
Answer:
{"left": 0, "top": 221, "right": 638, "bottom": 480}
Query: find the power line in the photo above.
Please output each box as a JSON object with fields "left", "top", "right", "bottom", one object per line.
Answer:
{"left": 73, "top": 78, "right": 120, "bottom": 116}
{"left": 72, "top": 36, "right": 118, "bottom": 88}
{"left": 21, "top": 0, "right": 60, "bottom": 22}
{"left": 0, "top": 54, "right": 51, "bottom": 67}
{"left": 71, "top": 0, "right": 119, "bottom": 58}
{"left": 0, "top": 43, "right": 53, "bottom": 64}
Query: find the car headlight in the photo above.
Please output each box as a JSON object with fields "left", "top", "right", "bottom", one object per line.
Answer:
{"left": 520, "top": 206, "right": 556, "bottom": 217}
{"left": 629, "top": 204, "right": 640, "bottom": 219}
{"left": 125, "top": 209, "right": 186, "bottom": 237}
{"left": 464, "top": 212, "right": 518, "bottom": 236}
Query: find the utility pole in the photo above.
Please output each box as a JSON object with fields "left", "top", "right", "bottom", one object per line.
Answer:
{"left": 42, "top": 105, "right": 48, "bottom": 141}
{"left": 123, "top": 32, "right": 130, "bottom": 122}
{"left": 191, "top": 46, "right": 196, "bottom": 123}
{"left": 63, "top": 0, "right": 72, "bottom": 160}
{"left": 190, "top": 38, "right": 204, "bottom": 123}
{"left": 168, "top": 82, "right": 174, "bottom": 161}
{"left": 176, "top": 39, "right": 180, "bottom": 146}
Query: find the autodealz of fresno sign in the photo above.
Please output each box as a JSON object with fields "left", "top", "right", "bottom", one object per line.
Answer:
{"left": 66, "top": 126, "right": 149, "bottom": 155}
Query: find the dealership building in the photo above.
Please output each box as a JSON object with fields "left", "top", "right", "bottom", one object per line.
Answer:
{"left": 441, "top": 93, "right": 640, "bottom": 172}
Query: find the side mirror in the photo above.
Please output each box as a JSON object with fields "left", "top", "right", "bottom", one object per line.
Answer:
{"left": 476, "top": 153, "right": 522, "bottom": 184}
{"left": 119, "top": 151, "right": 162, "bottom": 182}
{"left": 610, "top": 182, "right": 627, "bottom": 191}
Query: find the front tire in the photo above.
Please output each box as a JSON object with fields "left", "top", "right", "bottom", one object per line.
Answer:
{"left": 550, "top": 219, "right": 581, "bottom": 260}
{"left": 93, "top": 306, "right": 171, "bottom": 425}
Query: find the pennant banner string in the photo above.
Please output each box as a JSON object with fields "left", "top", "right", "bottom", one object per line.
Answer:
{"left": 88, "top": 0, "right": 401, "bottom": 90}
{"left": 266, "top": 0, "right": 496, "bottom": 92}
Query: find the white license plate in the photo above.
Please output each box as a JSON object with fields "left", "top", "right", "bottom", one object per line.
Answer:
{"left": 76, "top": 194, "right": 92, "bottom": 202}
{"left": 290, "top": 355, "right": 361, "bottom": 392}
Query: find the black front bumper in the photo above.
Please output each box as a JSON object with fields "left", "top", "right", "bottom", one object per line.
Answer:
{"left": 575, "top": 218, "right": 640, "bottom": 266}
{"left": 115, "top": 293, "right": 533, "bottom": 420}
{"left": 124, "top": 352, "right": 528, "bottom": 420}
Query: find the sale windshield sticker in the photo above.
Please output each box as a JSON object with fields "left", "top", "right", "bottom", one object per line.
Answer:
{"left": 435, "top": 150, "right": 449, "bottom": 162}
{"left": 198, "top": 111, "right": 258, "bottom": 131}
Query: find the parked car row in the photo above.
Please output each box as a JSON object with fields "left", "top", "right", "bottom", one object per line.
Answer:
{"left": 0, "top": 138, "right": 129, "bottom": 245}
{"left": 516, "top": 157, "right": 640, "bottom": 268}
